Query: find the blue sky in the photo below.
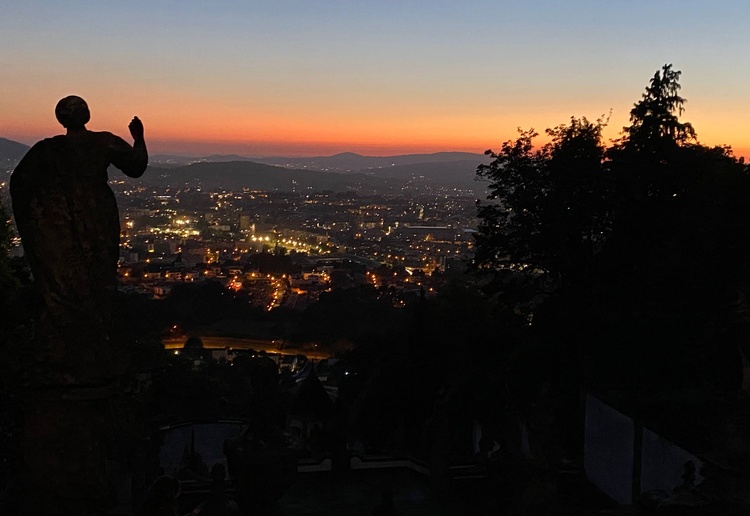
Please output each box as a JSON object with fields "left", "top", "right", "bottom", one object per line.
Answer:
{"left": 2, "top": 1, "right": 748, "bottom": 156}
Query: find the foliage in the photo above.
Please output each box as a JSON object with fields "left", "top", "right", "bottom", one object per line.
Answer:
{"left": 475, "top": 129, "right": 546, "bottom": 273}
{"left": 475, "top": 64, "right": 750, "bottom": 392}
{"left": 244, "top": 252, "right": 293, "bottom": 275}
{"left": 474, "top": 117, "right": 609, "bottom": 318}
{"left": 0, "top": 203, "right": 17, "bottom": 290}
{"left": 542, "top": 116, "right": 611, "bottom": 277}
{"left": 291, "top": 286, "right": 404, "bottom": 346}
{"left": 619, "top": 63, "right": 696, "bottom": 153}
{"left": 161, "top": 280, "right": 264, "bottom": 331}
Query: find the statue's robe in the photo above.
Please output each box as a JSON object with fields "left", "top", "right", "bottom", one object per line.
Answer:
{"left": 10, "top": 131, "right": 146, "bottom": 385}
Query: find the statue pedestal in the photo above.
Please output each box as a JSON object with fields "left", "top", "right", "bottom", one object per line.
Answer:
{"left": 21, "top": 384, "right": 123, "bottom": 516}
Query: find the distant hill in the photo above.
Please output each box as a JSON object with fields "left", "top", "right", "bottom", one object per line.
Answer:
{"left": 129, "top": 160, "right": 401, "bottom": 193}
{"left": 143, "top": 152, "right": 491, "bottom": 194}
{"left": 253, "top": 151, "right": 488, "bottom": 172}
{"left": 11, "top": 144, "right": 487, "bottom": 194}
{"left": 0, "top": 138, "right": 30, "bottom": 163}
{"left": 149, "top": 151, "right": 489, "bottom": 172}
{"left": 150, "top": 154, "right": 258, "bottom": 168}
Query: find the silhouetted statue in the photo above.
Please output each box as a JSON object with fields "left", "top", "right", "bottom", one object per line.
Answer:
{"left": 10, "top": 95, "right": 147, "bottom": 384}
{"left": 9, "top": 96, "right": 147, "bottom": 515}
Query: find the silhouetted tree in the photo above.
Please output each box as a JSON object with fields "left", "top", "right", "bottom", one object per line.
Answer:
{"left": 475, "top": 64, "right": 750, "bottom": 396}
{"left": 474, "top": 116, "right": 609, "bottom": 318}
{"left": 619, "top": 63, "right": 696, "bottom": 153}
{"left": 475, "top": 128, "right": 545, "bottom": 272}
{"left": 542, "top": 116, "right": 611, "bottom": 279}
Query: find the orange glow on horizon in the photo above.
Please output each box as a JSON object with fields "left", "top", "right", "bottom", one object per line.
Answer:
{"left": 3, "top": 92, "right": 748, "bottom": 160}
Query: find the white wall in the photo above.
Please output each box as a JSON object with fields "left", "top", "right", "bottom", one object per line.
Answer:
{"left": 584, "top": 394, "right": 635, "bottom": 504}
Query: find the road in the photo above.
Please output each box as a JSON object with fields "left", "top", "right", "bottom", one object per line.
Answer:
{"left": 162, "top": 335, "right": 331, "bottom": 360}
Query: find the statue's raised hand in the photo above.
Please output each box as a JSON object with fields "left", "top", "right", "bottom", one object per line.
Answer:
{"left": 129, "top": 116, "right": 144, "bottom": 141}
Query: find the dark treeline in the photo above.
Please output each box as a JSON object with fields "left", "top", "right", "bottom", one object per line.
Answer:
{"left": 474, "top": 64, "right": 749, "bottom": 393}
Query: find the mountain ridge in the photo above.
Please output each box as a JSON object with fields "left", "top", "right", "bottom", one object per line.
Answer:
{"left": 2, "top": 136, "right": 488, "bottom": 193}
{"left": 0, "top": 138, "right": 30, "bottom": 163}
{"left": 149, "top": 151, "right": 488, "bottom": 171}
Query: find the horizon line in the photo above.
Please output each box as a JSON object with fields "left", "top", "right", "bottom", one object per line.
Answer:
{"left": 3, "top": 134, "right": 748, "bottom": 162}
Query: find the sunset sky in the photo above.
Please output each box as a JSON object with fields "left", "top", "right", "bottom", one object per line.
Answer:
{"left": 2, "top": 1, "right": 749, "bottom": 157}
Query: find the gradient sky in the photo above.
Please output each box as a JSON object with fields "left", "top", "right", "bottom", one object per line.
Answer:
{"left": 1, "top": 1, "right": 749, "bottom": 157}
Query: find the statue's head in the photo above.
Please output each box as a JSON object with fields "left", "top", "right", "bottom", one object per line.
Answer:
{"left": 55, "top": 95, "right": 90, "bottom": 129}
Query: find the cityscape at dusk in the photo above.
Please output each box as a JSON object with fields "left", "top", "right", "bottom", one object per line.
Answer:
{"left": 3, "top": 2, "right": 750, "bottom": 515}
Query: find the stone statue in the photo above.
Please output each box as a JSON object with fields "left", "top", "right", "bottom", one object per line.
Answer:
{"left": 9, "top": 96, "right": 147, "bottom": 515}
{"left": 10, "top": 95, "right": 147, "bottom": 385}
